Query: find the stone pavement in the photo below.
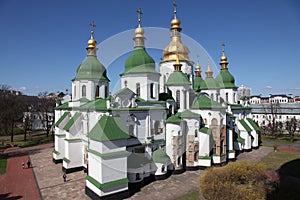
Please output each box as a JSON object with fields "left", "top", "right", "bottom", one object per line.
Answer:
{"left": 1, "top": 144, "right": 273, "bottom": 200}
{"left": 27, "top": 145, "right": 273, "bottom": 200}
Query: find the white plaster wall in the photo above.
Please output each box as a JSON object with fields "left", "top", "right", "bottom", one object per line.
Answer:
{"left": 198, "top": 133, "right": 211, "bottom": 156}
{"left": 165, "top": 123, "right": 181, "bottom": 165}
{"left": 159, "top": 61, "right": 193, "bottom": 93}
{"left": 121, "top": 73, "right": 160, "bottom": 101}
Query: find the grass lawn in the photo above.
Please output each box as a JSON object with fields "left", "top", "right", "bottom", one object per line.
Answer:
{"left": 0, "top": 154, "right": 7, "bottom": 175}
{"left": 260, "top": 151, "right": 300, "bottom": 176}
{"left": 0, "top": 131, "right": 53, "bottom": 148}
{"left": 176, "top": 191, "right": 199, "bottom": 200}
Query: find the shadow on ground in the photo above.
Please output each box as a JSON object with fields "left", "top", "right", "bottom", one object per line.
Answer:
{"left": 0, "top": 193, "right": 22, "bottom": 200}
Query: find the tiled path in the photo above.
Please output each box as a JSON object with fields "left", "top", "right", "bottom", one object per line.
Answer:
{"left": 1, "top": 144, "right": 274, "bottom": 200}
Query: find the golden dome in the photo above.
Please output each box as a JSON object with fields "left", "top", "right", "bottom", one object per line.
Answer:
{"left": 87, "top": 37, "right": 96, "bottom": 49}
{"left": 171, "top": 18, "right": 181, "bottom": 29}
{"left": 195, "top": 65, "right": 201, "bottom": 71}
{"left": 135, "top": 26, "right": 144, "bottom": 37}
{"left": 220, "top": 55, "right": 227, "bottom": 62}
{"left": 163, "top": 40, "right": 190, "bottom": 61}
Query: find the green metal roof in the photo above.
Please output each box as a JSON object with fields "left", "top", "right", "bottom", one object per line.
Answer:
{"left": 80, "top": 98, "right": 107, "bottom": 111}
{"left": 74, "top": 55, "right": 109, "bottom": 81}
{"left": 165, "top": 114, "right": 181, "bottom": 124}
{"left": 63, "top": 112, "right": 82, "bottom": 131}
{"left": 166, "top": 71, "right": 191, "bottom": 86}
{"left": 56, "top": 102, "right": 70, "bottom": 110}
{"left": 152, "top": 149, "right": 170, "bottom": 163}
{"left": 191, "top": 94, "right": 224, "bottom": 109}
{"left": 194, "top": 76, "right": 203, "bottom": 92}
{"left": 239, "top": 119, "right": 252, "bottom": 132}
{"left": 128, "top": 153, "right": 151, "bottom": 169}
{"left": 200, "top": 77, "right": 218, "bottom": 90}
{"left": 237, "top": 134, "right": 245, "bottom": 143}
{"left": 199, "top": 127, "right": 212, "bottom": 135}
{"left": 122, "top": 47, "right": 158, "bottom": 75}
{"left": 246, "top": 118, "right": 260, "bottom": 131}
{"left": 55, "top": 112, "right": 70, "bottom": 127}
{"left": 215, "top": 68, "right": 237, "bottom": 89}
{"left": 181, "top": 110, "right": 201, "bottom": 118}
{"left": 89, "top": 115, "right": 130, "bottom": 141}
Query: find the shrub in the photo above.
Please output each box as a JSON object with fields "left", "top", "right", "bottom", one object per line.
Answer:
{"left": 199, "top": 161, "right": 276, "bottom": 200}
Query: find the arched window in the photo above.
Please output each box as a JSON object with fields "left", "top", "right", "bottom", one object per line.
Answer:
{"left": 82, "top": 85, "right": 86, "bottom": 97}
{"left": 74, "top": 86, "right": 76, "bottom": 98}
{"left": 176, "top": 90, "right": 180, "bottom": 109}
{"left": 154, "top": 121, "right": 161, "bottom": 134}
{"left": 129, "top": 125, "right": 134, "bottom": 136}
{"left": 124, "top": 80, "right": 127, "bottom": 88}
{"left": 136, "top": 83, "right": 140, "bottom": 96}
{"left": 195, "top": 129, "right": 198, "bottom": 137}
{"left": 226, "top": 93, "right": 229, "bottom": 102}
{"left": 105, "top": 85, "right": 108, "bottom": 97}
{"left": 150, "top": 83, "right": 155, "bottom": 99}
{"left": 211, "top": 118, "right": 218, "bottom": 125}
{"left": 95, "top": 85, "right": 100, "bottom": 98}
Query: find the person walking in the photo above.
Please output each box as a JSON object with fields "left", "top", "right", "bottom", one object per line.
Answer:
{"left": 27, "top": 160, "right": 31, "bottom": 168}
{"left": 22, "top": 161, "right": 25, "bottom": 169}
{"left": 63, "top": 173, "right": 67, "bottom": 182}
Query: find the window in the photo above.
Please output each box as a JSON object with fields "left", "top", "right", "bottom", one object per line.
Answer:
{"left": 226, "top": 93, "right": 229, "bottom": 102}
{"left": 74, "top": 86, "right": 76, "bottom": 98}
{"left": 95, "top": 85, "right": 100, "bottom": 97}
{"left": 161, "top": 165, "right": 165, "bottom": 172}
{"left": 211, "top": 93, "right": 214, "bottom": 100}
{"left": 105, "top": 86, "right": 108, "bottom": 97}
{"left": 82, "top": 85, "right": 86, "bottom": 97}
{"left": 124, "top": 80, "right": 127, "bottom": 88}
{"left": 176, "top": 90, "right": 180, "bottom": 109}
{"left": 136, "top": 83, "right": 140, "bottom": 96}
{"left": 129, "top": 125, "right": 134, "bottom": 136}
{"left": 195, "top": 129, "right": 198, "bottom": 137}
{"left": 150, "top": 83, "right": 155, "bottom": 99}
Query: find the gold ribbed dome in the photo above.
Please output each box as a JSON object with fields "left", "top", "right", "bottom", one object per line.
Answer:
{"left": 195, "top": 65, "right": 201, "bottom": 71}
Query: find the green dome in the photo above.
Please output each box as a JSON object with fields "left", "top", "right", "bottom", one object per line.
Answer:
{"left": 194, "top": 76, "right": 203, "bottom": 92}
{"left": 200, "top": 77, "right": 218, "bottom": 90}
{"left": 123, "top": 47, "right": 157, "bottom": 74}
{"left": 74, "top": 55, "right": 109, "bottom": 81}
{"left": 166, "top": 71, "right": 191, "bottom": 86}
{"left": 191, "top": 93, "right": 224, "bottom": 109}
{"left": 215, "top": 68, "right": 237, "bottom": 89}
{"left": 152, "top": 149, "right": 170, "bottom": 163}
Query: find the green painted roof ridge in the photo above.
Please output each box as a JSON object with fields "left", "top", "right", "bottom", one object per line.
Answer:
{"left": 239, "top": 119, "right": 252, "bottom": 132}
{"left": 63, "top": 112, "right": 82, "bottom": 131}
{"left": 246, "top": 118, "right": 260, "bottom": 131}
{"left": 55, "top": 112, "right": 70, "bottom": 127}
{"left": 89, "top": 115, "right": 130, "bottom": 141}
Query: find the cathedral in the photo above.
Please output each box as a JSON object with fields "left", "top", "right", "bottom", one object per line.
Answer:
{"left": 53, "top": 4, "right": 260, "bottom": 199}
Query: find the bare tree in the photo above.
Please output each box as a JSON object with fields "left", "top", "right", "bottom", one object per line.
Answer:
{"left": 0, "top": 85, "right": 25, "bottom": 142}
{"left": 286, "top": 117, "right": 297, "bottom": 142}
{"left": 37, "top": 92, "right": 56, "bottom": 137}
{"left": 262, "top": 101, "right": 281, "bottom": 138}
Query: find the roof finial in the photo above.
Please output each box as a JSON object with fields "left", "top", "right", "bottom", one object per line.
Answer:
{"left": 196, "top": 54, "right": 200, "bottom": 65}
{"left": 173, "top": 1, "right": 177, "bottom": 19}
{"left": 90, "top": 21, "right": 96, "bottom": 38}
{"left": 137, "top": 8, "right": 142, "bottom": 27}
{"left": 222, "top": 43, "right": 225, "bottom": 56}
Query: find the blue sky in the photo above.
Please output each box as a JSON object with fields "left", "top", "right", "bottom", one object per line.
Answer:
{"left": 0, "top": 0, "right": 299, "bottom": 96}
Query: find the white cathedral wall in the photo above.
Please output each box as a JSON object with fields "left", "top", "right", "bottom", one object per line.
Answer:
{"left": 159, "top": 61, "right": 193, "bottom": 93}
{"left": 121, "top": 73, "right": 160, "bottom": 101}
{"left": 198, "top": 132, "right": 211, "bottom": 156}
{"left": 165, "top": 123, "right": 181, "bottom": 167}
{"left": 219, "top": 88, "right": 237, "bottom": 104}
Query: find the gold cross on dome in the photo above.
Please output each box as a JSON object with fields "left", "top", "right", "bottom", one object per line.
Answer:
{"left": 222, "top": 43, "right": 225, "bottom": 54}
{"left": 137, "top": 8, "right": 142, "bottom": 25}
{"left": 173, "top": 1, "right": 177, "bottom": 18}
{"left": 90, "top": 21, "right": 96, "bottom": 37}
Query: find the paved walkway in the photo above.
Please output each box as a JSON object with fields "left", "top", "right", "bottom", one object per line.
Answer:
{"left": 1, "top": 144, "right": 274, "bottom": 200}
